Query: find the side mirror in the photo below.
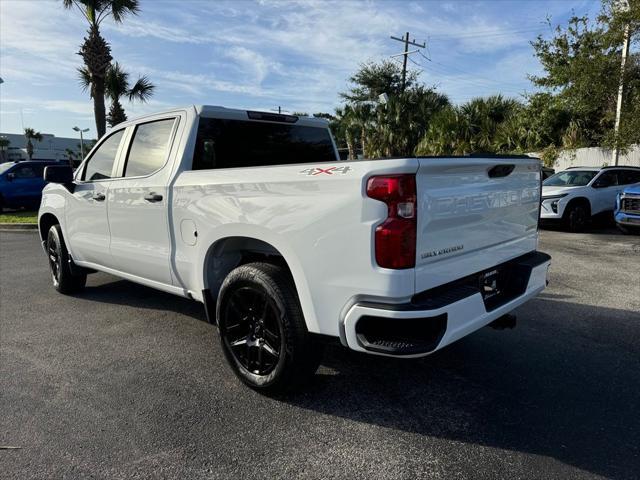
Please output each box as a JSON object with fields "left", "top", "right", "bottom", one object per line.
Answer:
{"left": 592, "top": 181, "right": 609, "bottom": 189}
{"left": 6, "top": 172, "right": 15, "bottom": 181}
{"left": 44, "top": 165, "right": 74, "bottom": 184}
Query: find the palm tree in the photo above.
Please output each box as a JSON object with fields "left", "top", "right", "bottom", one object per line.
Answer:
{"left": 334, "top": 106, "right": 360, "bottom": 160}
{"left": 80, "top": 62, "right": 155, "bottom": 128}
{"left": 62, "top": 0, "right": 140, "bottom": 138}
{"left": 24, "top": 128, "right": 43, "bottom": 161}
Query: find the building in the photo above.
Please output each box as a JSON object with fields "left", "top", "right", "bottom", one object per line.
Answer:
{"left": 0, "top": 132, "right": 96, "bottom": 163}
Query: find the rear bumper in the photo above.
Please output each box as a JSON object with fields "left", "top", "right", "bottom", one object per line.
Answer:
{"left": 343, "top": 251, "right": 551, "bottom": 357}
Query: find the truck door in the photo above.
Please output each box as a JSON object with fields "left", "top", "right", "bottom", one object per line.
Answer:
{"left": 591, "top": 171, "right": 623, "bottom": 214}
{"left": 6, "top": 163, "right": 40, "bottom": 207}
{"left": 65, "top": 129, "right": 126, "bottom": 267}
{"left": 107, "top": 117, "right": 178, "bottom": 286}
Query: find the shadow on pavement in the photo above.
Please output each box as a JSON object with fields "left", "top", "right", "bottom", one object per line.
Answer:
{"left": 81, "top": 277, "right": 208, "bottom": 323}
{"left": 73, "top": 276, "right": 639, "bottom": 479}
{"left": 280, "top": 297, "right": 639, "bottom": 480}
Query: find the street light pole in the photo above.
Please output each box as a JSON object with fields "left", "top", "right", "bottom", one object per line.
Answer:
{"left": 73, "top": 126, "right": 90, "bottom": 162}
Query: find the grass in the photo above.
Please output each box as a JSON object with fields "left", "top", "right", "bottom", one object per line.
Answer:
{"left": 0, "top": 210, "right": 38, "bottom": 224}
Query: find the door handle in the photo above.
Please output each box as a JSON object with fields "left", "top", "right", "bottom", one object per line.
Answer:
{"left": 92, "top": 193, "right": 106, "bottom": 201}
{"left": 144, "top": 192, "right": 163, "bottom": 202}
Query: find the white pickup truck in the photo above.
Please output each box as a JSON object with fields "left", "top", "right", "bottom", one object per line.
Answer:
{"left": 39, "top": 105, "right": 550, "bottom": 391}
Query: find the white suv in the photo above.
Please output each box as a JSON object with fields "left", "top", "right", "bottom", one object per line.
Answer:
{"left": 541, "top": 166, "right": 640, "bottom": 231}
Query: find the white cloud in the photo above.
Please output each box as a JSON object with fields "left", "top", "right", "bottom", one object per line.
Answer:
{"left": 0, "top": 0, "right": 601, "bottom": 136}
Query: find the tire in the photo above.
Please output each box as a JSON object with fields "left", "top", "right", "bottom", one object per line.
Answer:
{"left": 564, "top": 203, "right": 590, "bottom": 232}
{"left": 46, "top": 225, "right": 86, "bottom": 294}
{"left": 216, "top": 262, "right": 324, "bottom": 393}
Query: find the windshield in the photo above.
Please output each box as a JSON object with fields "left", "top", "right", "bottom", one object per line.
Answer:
{"left": 0, "top": 162, "right": 15, "bottom": 175}
{"left": 543, "top": 170, "right": 598, "bottom": 187}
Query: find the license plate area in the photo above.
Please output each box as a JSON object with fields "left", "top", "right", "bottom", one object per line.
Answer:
{"left": 480, "top": 268, "right": 502, "bottom": 300}
{"left": 478, "top": 262, "right": 530, "bottom": 311}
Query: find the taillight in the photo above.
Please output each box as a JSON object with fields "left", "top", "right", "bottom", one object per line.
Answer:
{"left": 366, "top": 174, "right": 417, "bottom": 269}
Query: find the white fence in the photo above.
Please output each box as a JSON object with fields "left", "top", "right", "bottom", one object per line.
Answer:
{"left": 551, "top": 145, "right": 640, "bottom": 171}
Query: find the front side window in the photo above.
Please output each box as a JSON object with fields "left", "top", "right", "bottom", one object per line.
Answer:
{"left": 593, "top": 171, "right": 619, "bottom": 188}
{"left": 192, "top": 118, "right": 336, "bottom": 170}
{"left": 82, "top": 130, "right": 125, "bottom": 181}
{"left": 123, "top": 118, "right": 175, "bottom": 177}
{"left": 13, "top": 165, "right": 37, "bottom": 178}
{"left": 543, "top": 170, "right": 598, "bottom": 187}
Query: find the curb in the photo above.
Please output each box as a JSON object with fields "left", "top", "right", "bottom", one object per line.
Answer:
{"left": 0, "top": 223, "right": 38, "bottom": 231}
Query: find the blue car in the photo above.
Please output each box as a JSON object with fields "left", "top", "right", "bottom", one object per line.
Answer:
{"left": 615, "top": 182, "right": 640, "bottom": 234}
{"left": 0, "top": 161, "right": 58, "bottom": 212}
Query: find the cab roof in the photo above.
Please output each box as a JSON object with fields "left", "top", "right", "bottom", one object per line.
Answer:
{"left": 196, "top": 105, "right": 329, "bottom": 128}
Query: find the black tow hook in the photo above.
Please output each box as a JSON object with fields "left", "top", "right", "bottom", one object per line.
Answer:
{"left": 489, "top": 313, "right": 517, "bottom": 330}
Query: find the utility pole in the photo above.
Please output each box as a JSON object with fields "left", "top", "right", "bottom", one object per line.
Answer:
{"left": 612, "top": 22, "right": 631, "bottom": 166}
{"left": 390, "top": 32, "right": 426, "bottom": 92}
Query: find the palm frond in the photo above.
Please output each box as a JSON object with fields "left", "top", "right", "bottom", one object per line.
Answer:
{"left": 99, "top": 0, "right": 139, "bottom": 24}
{"left": 128, "top": 75, "right": 155, "bottom": 103}
{"left": 77, "top": 66, "right": 92, "bottom": 93}
{"left": 104, "top": 62, "right": 129, "bottom": 101}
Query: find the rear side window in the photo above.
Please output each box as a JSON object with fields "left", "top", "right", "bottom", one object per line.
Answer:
{"left": 192, "top": 118, "right": 335, "bottom": 170}
{"left": 619, "top": 169, "right": 640, "bottom": 185}
{"left": 82, "top": 130, "right": 125, "bottom": 181}
{"left": 124, "top": 118, "right": 176, "bottom": 177}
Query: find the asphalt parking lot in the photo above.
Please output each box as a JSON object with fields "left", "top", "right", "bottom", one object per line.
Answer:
{"left": 1, "top": 228, "right": 639, "bottom": 479}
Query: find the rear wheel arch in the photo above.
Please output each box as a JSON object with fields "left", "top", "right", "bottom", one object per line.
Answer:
{"left": 202, "top": 236, "right": 298, "bottom": 309}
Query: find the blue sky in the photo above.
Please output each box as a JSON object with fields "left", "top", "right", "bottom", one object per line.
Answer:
{"left": 0, "top": 0, "right": 601, "bottom": 139}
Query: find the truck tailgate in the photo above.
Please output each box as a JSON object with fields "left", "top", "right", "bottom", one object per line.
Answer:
{"left": 414, "top": 157, "right": 541, "bottom": 293}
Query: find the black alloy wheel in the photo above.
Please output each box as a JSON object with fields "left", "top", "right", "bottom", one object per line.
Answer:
{"left": 47, "top": 232, "right": 62, "bottom": 288}
{"left": 221, "top": 285, "right": 284, "bottom": 376}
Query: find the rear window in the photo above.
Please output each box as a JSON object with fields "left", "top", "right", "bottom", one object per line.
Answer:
{"left": 192, "top": 118, "right": 335, "bottom": 170}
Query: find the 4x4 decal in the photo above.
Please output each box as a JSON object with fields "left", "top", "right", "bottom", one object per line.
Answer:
{"left": 299, "top": 166, "right": 352, "bottom": 176}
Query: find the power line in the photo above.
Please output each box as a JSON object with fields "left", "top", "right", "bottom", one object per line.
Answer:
{"left": 427, "top": 26, "right": 544, "bottom": 40}
{"left": 417, "top": 50, "right": 529, "bottom": 90}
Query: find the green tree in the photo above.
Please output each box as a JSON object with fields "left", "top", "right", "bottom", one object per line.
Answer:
{"left": 333, "top": 106, "right": 360, "bottom": 159}
{"left": 369, "top": 86, "right": 449, "bottom": 157}
{"left": 336, "top": 61, "right": 449, "bottom": 158}
{"left": 340, "top": 60, "right": 418, "bottom": 102}
{"left": 530, "top": 1, "right": 640, "bottom": 150}
{"left": 80, "top": 62, "right": 155, "bottom": 127}
{"left": 24, "top": 128, "right": 43, "bottom": 161}
{"left": 416, "top": 95, "right": 520, "bottom": 156}
{"left": 64, "top": 148, "right": 79, "bottom": 167}
{"left": 62, "top": 0, "right": 140, "bottom": 138}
